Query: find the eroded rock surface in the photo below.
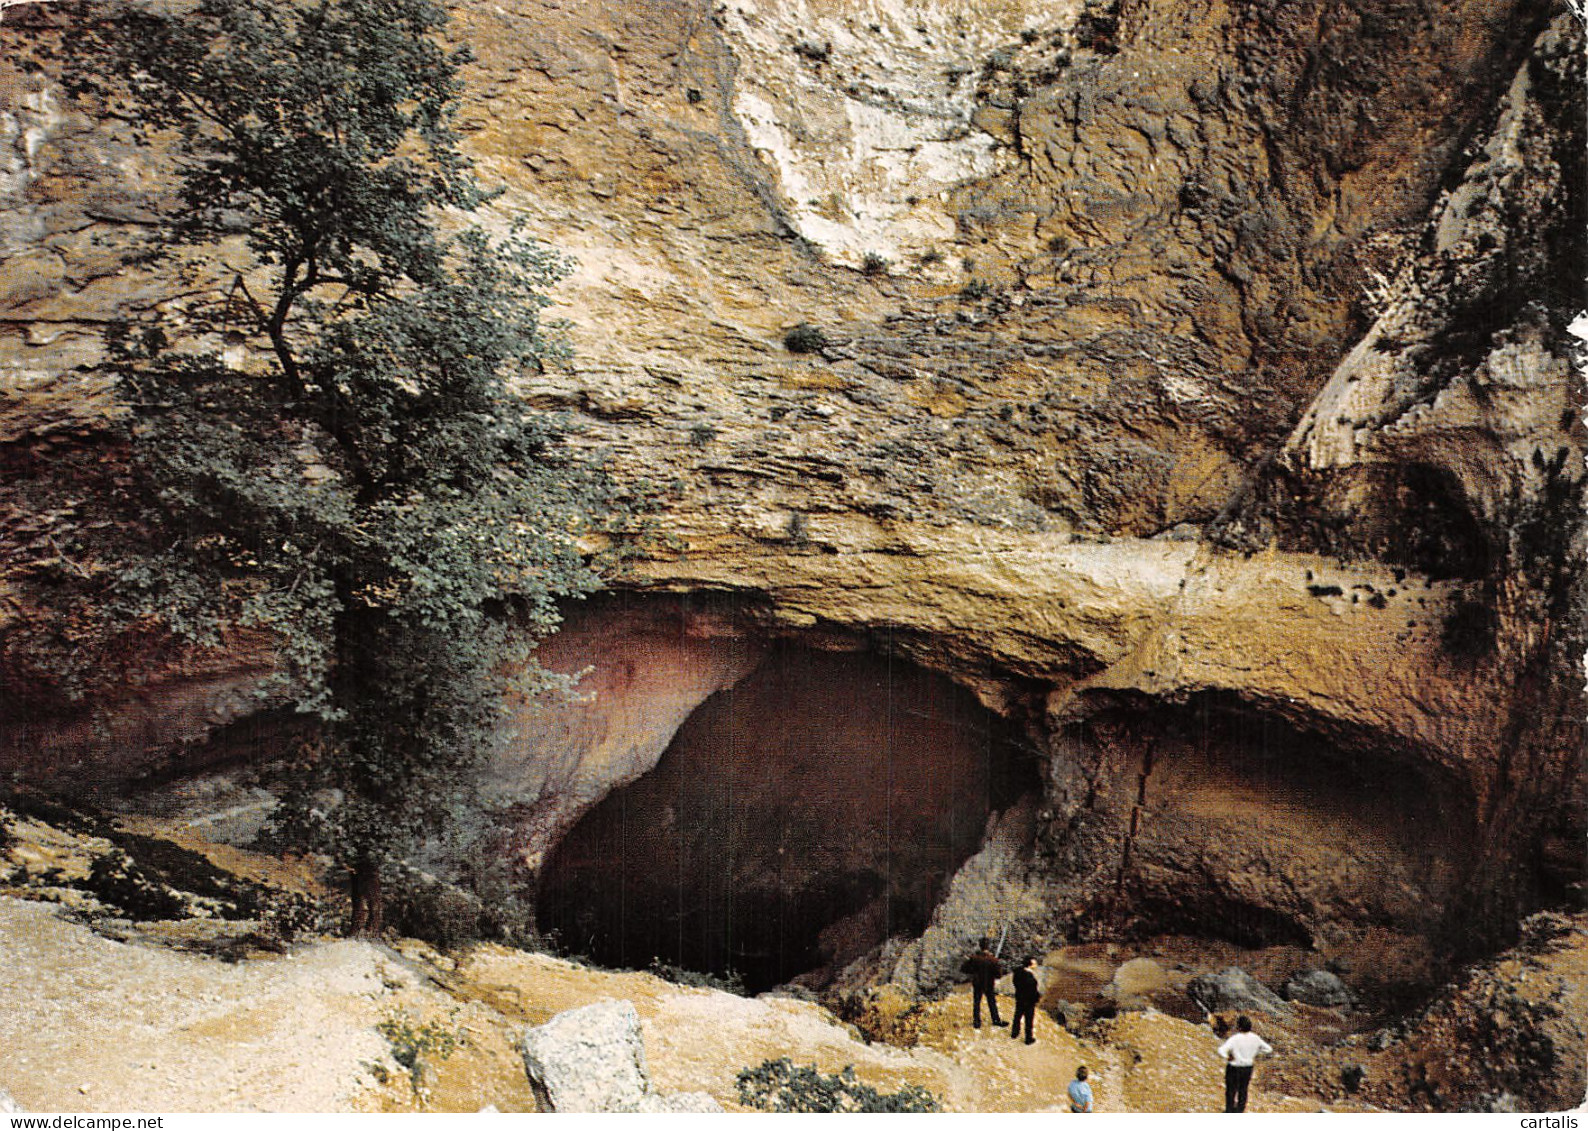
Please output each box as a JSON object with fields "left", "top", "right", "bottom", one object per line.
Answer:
{"left": 520, "top": 998, "right": 723, "bottom": 1113}
{"left": 0, "top": 0, "right": 1581, "bottom": 1013}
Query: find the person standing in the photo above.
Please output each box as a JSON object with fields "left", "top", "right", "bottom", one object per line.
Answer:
{"left": 1217, "top": 1015, "right": 1274, "bottom": 1112}
{"left": 961, "top": 937, "right": 1004, "bottom": 1028}
{"left": 1067, "top": 1066, "right": 1094, "bottom": 1112}
{"left": 1010, "top": 955, "right": 1041, "bottom": 1044}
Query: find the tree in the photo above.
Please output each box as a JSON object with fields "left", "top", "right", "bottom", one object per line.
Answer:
{"left": 64, "top": 0, "right": 609, "bottom": 932}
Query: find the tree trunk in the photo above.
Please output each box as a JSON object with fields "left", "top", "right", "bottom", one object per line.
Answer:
{"left": 349, "top": 856, "right": 384, "bottom": 936}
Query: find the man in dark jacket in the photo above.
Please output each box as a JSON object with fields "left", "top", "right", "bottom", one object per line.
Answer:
{"left": 961, "top": 937, "right": 1004, "bottom": 1028}
{"left": 1010, "top": 955, "right": 1041, "bottom": 1044}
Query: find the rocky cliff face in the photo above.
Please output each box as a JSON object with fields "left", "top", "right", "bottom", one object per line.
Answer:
{"left": 0, "top": 0, "right": 1582, "bottom": 1001}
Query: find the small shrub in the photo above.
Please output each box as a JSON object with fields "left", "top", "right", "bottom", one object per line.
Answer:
{"left": 244, "top": 887, "right": 333, "bottom": 943}
{"left": 783, "top": 323, "right": 828, "bottom": 354}
{"left": 685, "top": 87, "right": 703, "bottom": 104}
{"left": 387, "top": 874, "right": 497, "bottom": 949}
{"left": 80, "top": 849, "right": 189, "bottom": 920}
{"left": 689, "top": 422, "right": 718, "bottom": 447}
{"left": 860, "top": 251, "right": 889, "bottom": 276}
{"left": 792, "top": 40, "right": 831, "bottom": 63}
{"left": 647, "top": 958, "right": 746, "bottom": 995}
{"left": 378, "top": 1013, "right": 458, "bottom": 1074}
{"left": 919, "top": 248, "right": 943, "bottom": 265}
{"left": 960, "top": 279, "right": 992, "bottom": 301}
{"left": 736, "top": 1058, "right": 939, "bottom": 1113}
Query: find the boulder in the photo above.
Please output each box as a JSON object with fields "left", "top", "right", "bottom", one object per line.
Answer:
{"left": 1105, "top": 957, "right": 1168, "bottom": 1009}
{"left": 1050, "top": 1000, "right": 1083, "bottom": 1029}
{"left": 520, "top": 999, "right": 722, "bottom": 1113}
{"left": 1283, "top": 968, "right": 1356, "bottom": 1009}
{"left": 1186, "top": 967, "right": 1286, "bottom": 1014}
{"left": 0, "top": 1089, "right": 23, "bottom": 1113}
{"left": 635, "top": 1092, "right": 723, "bottom": 1113}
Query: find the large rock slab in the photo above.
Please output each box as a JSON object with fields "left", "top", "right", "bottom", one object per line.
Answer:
{"left": 1186, "top": 967, "right": 1286, "bottom": 1016}
{"left": 1283, "top": 969, "right": 1357, "bottom": 1010}
{"left": 520, "top": 999, "right": 721, "bottom": 1113}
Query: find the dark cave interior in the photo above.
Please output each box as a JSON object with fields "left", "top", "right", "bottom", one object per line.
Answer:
{"left": 538, "top": 643, "right": 1034, "bottom": 992}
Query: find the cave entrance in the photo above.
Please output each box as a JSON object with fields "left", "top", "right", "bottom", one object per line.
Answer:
{"left": 538, "top": 644, "right": 1032, "bottom": 993}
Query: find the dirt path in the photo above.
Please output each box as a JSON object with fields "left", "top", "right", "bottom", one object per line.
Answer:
{"left": 0, "top": 896, "right": 1326, "bottom": 1114}
{"left": 0, "top": 897, "right": 538, "bottom": 1113}
{"left": 4, "top": 879, "right": 1577, "bottom": 1114}
{"left": 0, "top": 897, "right": 393, "bottom": 1111}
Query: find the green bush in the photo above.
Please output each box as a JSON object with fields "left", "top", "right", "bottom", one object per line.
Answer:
{"left": 647, "top": 958, "right": 746, "bottom": 995}
{"left": 736, "top": 1058, "right": 939, "bottom": 1113}
{"left": 378, "top": 1013, "right": 458, "bottom": 1073}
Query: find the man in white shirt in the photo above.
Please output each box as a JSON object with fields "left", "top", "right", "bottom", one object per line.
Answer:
{"left": 1216, "top": 1015, "right": 1274, "bottom": 1112}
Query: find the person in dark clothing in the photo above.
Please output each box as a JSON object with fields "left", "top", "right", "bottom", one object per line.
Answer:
{"left": 1010, "top": 955, "right": 1041, "bottom": 1044}
{"left": 961, "top": 937, "right": 1004, "bottom": 1028}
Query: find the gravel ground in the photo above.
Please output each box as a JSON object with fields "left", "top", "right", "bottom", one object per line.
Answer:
{"left": 0, "top": 897, "right": 410, "bottom": 1112}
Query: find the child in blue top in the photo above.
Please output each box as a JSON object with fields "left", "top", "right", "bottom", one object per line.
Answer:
{"left": 1068, "top": 1065, "right": 1093, "bottom": 1112}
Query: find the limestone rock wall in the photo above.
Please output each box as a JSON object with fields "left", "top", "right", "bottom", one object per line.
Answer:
{"left": 0, "top": 0, "right": 1581, "bottom": 985}
{"left": 486, "top": 595, "right": 766, "bottom": 870}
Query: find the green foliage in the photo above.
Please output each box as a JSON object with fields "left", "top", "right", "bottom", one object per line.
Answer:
{"left": 960, "top": 279, "right": 993, "bottom": 301}
{"left": 378, "top": 1012, "right": 458, "bottom": 1073}
{"left": 383, "top": 849, "right": 537, "bottom": 949}
{"left": 64, "top": 0, "right": 612, "bottom": 926}
{"left": 783, "top": 322, "right": 829, "bottom": 354}
{"left": 860, "top": 251, "right": 889, "bottom": 276}
{"left": 735, "top": 1059, "right": 939, "bottom": 1113}
{"left": 647, "top": 958, "right": 746, "bottom": 995}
